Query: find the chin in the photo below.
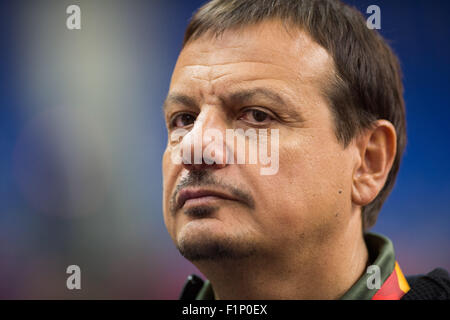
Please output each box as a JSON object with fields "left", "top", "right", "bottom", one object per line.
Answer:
{"left": 176, "top": 224, "right": 257, "bottom": 261}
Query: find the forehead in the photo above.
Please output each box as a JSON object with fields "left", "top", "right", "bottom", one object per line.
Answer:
{"left": 169, "top": 20, "right": 333, "bottom": 106}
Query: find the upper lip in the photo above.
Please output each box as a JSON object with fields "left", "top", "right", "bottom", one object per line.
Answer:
{"left": 176, "top": 188, "right": 237, "bottom": 209}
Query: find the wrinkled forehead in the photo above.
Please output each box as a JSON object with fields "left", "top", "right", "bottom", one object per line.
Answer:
{"left": 170, "top": 20, "right": 334, "bottom": 95}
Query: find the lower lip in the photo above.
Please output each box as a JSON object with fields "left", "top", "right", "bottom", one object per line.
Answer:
{"left": 183, "top": 196, "right": 231, "bottom": 208}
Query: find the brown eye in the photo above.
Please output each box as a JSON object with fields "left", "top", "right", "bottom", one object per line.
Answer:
{"left": 240, "top": 108, "right": 273, "bottom": 125}
{"left": 252, "top": 110, "right": 269, "bottom": 122}
{"left": 172, "top": 113, "right": 196, "bottom": 128}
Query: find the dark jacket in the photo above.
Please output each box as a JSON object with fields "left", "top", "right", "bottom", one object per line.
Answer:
{"left": 180, "top": 270, "right": 450, "bottom": 300}
{"left": 403, "top": 268, "right": 450, "bottom": 300}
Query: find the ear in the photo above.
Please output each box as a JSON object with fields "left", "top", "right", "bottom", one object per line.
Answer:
{"left": 352, "top": 120, "right": 397, "bottom": 206}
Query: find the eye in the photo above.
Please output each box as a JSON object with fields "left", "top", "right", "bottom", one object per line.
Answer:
{"left": 239, "top": 108, "right": 273, "bottom": 125}
{"left": 171, "top": 113, "right": 196, "bottom": 128}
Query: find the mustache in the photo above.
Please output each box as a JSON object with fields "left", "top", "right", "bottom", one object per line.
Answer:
{"left": 170, "top": 170, "right": 255, "bottom": 215}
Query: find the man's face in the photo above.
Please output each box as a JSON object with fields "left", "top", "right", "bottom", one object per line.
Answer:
{"left": 162, "top": 21, "right": 357, "bottom": 261}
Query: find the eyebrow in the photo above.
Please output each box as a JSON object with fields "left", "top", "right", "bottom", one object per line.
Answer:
{"left": 227, "top": 87, "right": 304, "bottom": 121}
{"left": 163, "top": 93, "right": 198, "bottom": 112}
{"left": 227, "top": 87, "right": 287, "bottom": 107}
{"left": 163, "top": 87, "right": 303, "bottom": 121}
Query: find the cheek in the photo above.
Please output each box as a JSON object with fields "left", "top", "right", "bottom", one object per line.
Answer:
{"left": 162, "top": 149, "right": 170, "bottom": 196}
{"left": 162, "top": 148, "right": 178, "bottom": 219}
{"left": 253, "top": 135, "right": 352, "bottom": 235}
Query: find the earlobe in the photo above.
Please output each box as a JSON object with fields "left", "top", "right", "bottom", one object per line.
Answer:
{"left": 352, "top": 172, "right": 379, "bottom": 206}
{"left": 351, "top": 120, "right": 397, "bottom": 207}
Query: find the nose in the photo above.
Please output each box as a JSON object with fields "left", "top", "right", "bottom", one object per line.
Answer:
{"left": 180, "top": 107, "right": 229, "bottom": 171}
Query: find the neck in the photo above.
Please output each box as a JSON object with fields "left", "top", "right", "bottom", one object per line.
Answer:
{"left": 193, "top": 213, "right": 368, "bottom": 299}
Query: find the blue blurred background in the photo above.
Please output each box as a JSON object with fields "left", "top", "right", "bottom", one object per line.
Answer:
{"left": 0, "top": 0, "right": 448, "bottom": 299}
